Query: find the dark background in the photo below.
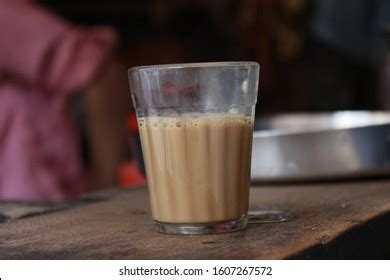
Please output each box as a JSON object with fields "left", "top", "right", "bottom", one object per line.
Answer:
{"left": 39, "top": 0, "right": 390, "bottom": 114}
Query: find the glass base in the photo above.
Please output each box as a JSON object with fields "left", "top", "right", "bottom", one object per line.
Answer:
{"left": 153, "top": 216, "right": 248, "bottom": 235}
{"left": 248, "top": 210, "right": 294, "bottom": 224}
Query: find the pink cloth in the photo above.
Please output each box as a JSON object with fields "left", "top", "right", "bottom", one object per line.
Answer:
{"left": 0, "top": 1, "right": 117, "bottom": 201}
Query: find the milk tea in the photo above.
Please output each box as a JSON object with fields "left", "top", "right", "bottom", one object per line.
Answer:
{"left": 138, "top": 115, "right": 253, "bottom": 224}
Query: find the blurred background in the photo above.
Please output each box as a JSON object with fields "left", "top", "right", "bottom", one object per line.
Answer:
{"left": 40, "top": 0, "right": 390, "bottom": 190}
{"left": 40, "top": 0, "right": 390, "bottom": 111}
{"left": 2, "top": 0, "right": 390, "bottom": 199}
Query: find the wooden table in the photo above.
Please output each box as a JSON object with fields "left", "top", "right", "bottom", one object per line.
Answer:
{"left": 1, "top": 179, "right": 390, "bottom": 259}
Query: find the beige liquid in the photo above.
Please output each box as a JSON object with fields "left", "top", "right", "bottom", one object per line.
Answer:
{"left": 138, "top": 115, "right": 254, "bottom": 224}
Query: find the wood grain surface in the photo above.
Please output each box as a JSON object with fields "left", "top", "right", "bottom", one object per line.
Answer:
{"left": 1, "top": 180, "right": 390, "bottom": 259}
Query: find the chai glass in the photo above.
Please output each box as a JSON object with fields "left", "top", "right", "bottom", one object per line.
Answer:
{"left": 128, "top": 62, "right": 259, "bottom": 234}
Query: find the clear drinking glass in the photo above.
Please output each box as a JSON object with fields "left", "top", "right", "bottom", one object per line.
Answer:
{"left": 128, "top": 62, "right": 259, "bottom": 234}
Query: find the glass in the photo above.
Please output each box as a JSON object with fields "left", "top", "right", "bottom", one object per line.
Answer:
{"left": 128, "top": 62, "right": 260, "bottom": 234}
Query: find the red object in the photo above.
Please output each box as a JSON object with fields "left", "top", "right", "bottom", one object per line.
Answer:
{"left": 118, "top": 160, "right": 146, "bottom": 188}
{"left": 127, "top": 113, "right": 139, "bottom": 134}
{"left": 120, "top": 113, "right": 145, "bottom": 188}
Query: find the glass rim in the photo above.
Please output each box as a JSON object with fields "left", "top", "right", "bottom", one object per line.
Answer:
{"left": 128, "top": 61, "right": 259, "bottom": 73}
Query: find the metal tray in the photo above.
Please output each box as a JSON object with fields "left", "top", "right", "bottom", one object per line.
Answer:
{"left": 251, "top": 111, "right": 390, "bottom": 182}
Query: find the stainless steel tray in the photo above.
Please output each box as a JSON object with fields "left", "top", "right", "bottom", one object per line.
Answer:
{"left": 251, "top": 111, "right": 390, "bottom": 182}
